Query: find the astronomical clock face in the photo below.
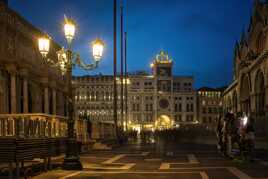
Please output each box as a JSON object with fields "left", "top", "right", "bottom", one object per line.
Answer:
{"left": 159, "top": 98, "right": 169, "bottom": 109}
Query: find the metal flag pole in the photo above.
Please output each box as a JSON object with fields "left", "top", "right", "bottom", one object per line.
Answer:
{"left": 113, "top": 0, "right": 119, "bottom": 141}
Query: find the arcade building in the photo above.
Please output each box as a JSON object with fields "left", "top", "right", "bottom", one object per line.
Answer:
{"left": 74, "top": 51, "right": 197, "bottom": 133}
{"left": 223, "top": 0, "right": 268, "bottom": 136}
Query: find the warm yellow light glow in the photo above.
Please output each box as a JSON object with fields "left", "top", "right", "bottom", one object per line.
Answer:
{"left": 155, "top": 115, "right": 172, "bottom": 129}
{"left": 116, "top": 78, "right": 131, "bottom": 84}
{"left": 92, "top": 38, "right": 104, "bottom": 61}
{"left": 150, "top": 63, "right": 154, "bottom": 68}
{"left": 38, "top": 37, "right": 50, "bottom": 57}
{"left": 64, "top": 18, "right": 75, "bottom": 44}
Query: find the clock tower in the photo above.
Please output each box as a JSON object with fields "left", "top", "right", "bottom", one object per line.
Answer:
{"left": 151, "top": 50, "right": 174, "bottom": 129}
{"left": 151, "top": 50, "right": 173, "bottom": 92}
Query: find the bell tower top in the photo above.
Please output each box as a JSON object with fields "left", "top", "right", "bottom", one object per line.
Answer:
{"left": 151, "top": 50, "right": 173, "bottom": 77}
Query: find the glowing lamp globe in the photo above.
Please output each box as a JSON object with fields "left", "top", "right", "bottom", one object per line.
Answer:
{"left": 38, "top": 37, "right": 50, "bottom": 58}
{"left": 64, "top": 19, "right": 75, "bottom": 44}
{"left": 92, "top": 38, "right": 104, "bottom": 61}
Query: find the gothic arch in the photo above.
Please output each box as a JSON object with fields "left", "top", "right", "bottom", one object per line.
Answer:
{"left": 255, "top": 70, "right": 265, "bottom": 115}
{"left": 248, "top": 21, "right": 265, "bottom": 52}
{"left": 240, "top": 74, "right": 251, "bottom": 114}
{"left": 256, "top": 31, "right": 266, "bottom": 54}
{"left": 233, "top": 91, "right": 238, "bottom": 113}
{"left": 227, "top": 96, "right": 232, "bottom": 112}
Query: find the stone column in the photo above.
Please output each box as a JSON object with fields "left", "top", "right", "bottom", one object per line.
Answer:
{"left": 6, "top": 64, "right": 17, "bottom": 114}
{"left": 10, "top": 74, "right": 16, "bottom": 113}
{"left": 20, "top": 68, "right": 29, "bottom": 114}
{"left": 237, "top": 93, "right": 241, "bottom": 112}
{"left": 250, "top": 92, "right": 256, "bottom": 113}
{"left": 23, "top": 79, "right": 28, "bottom": 113}
{"left": 44, "top": 87, "right": 49, "bottom": 114}
{"left": 41, "top": 77, "right": 50, "bottom": 114}
{"left": 52, "top": 89, "right": 57, "bottom": 115}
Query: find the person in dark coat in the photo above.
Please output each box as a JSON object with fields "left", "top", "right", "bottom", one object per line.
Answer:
{"left": 216, "top": 115, "right": 224, "bottom": 153}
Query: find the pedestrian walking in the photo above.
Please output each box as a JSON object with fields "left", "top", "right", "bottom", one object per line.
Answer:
{"left": 222, "top": 112, "right": 234, "bottom": 158}
{"left": 241, "top": 114, "right": 255, "bottom": 161}
{"left": 216, "top": 115, "right": 224, "bottom": 153}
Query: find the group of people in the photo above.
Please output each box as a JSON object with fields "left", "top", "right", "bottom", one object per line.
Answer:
{"left": 216, "top": 112, "right": 255, "bottom": 161}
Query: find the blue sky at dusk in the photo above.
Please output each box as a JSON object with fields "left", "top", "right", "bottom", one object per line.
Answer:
{"left": 9, "top": 0, "right": 253, "bottom": 88}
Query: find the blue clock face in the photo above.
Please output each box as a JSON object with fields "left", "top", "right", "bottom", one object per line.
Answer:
{"left": 159, "top": 98, "right": 169, "bottom": 109}
{"left": 159, "top": 69, "right": 167, "bottom": 76}
{"left": 157, "top": 67, "right": 171, "bottom": 77}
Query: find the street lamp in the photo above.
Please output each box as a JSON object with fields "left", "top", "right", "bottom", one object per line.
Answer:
{"left": 38, "top": 16, "right": 104, "bottom": 170}
{"left": 64, "top": 16, "right": 75, "bottom": 45}
{"left": 38, "top": 37, "right": 50, "bottom": 58}
{"left": 92, "top": 38, "right": 104, "bottom": 61}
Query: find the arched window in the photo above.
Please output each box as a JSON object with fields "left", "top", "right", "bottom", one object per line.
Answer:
{"left": 233, "top": 91, "right": 238, "bottom": 113}
{"left": 240, "top": 74, "right": 251, "bottom": 114}
{"left": 255, "top": 71, "right": 265, "bottom": 115}
{"left": 256, "top": 32, "right": 266, "bottom": 54}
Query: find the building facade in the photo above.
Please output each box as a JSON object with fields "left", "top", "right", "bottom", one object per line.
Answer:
{"left": 223, "top": 0, "right": 268, "bottom": 136}
{"left": 73, "top": 75, "right": 115, "bottom": 140}
{"left": 0, "top": 1, "right": 68, "bottom": 116}
{"left": 74, "top": 51, "right": 197, "bottom": 132}
{"left": 0, "top": 0, "right": 68, "bottom": 165}
{"left": 197, "top": 87, "right": 224, "bottom": 129}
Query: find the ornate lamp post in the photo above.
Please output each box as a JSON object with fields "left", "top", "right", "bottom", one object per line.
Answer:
{"left": 38, "top": 16, "right": 104, "bottom": 170}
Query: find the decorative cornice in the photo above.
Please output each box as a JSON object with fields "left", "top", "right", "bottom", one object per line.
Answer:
{"left": 248, "top": 50, "right": 268, "bottom": 71}
{"left": 223, "top": 80, "right": 238, "bottom": 96}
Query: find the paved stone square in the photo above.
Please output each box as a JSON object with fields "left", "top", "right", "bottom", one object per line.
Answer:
{"left": 32, "top": 143, "right": 268, "bottom": 179}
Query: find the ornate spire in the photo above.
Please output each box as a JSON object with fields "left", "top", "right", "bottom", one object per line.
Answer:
{"left": 234, "top": 41, "right": 239, "bottom": 53}
{"left": 240, "top": 30, "right": 247, "bottom": 46}
{"left": 248, "top": 17, "right": 253, "bottom": 32}
{"left": 253, "top": 0, "right": 264, "bottom": 23}
{"left": 0, "top": 0, "right": 8, "bottom": 6}
{"left": 156, "top": 50, "right": 171, "bottom": 62}
{"left": 234, "top": 41, "right": 240, "bottom": 59}
{"left": 254, "top": 0, "right": 261, "bottom": 6}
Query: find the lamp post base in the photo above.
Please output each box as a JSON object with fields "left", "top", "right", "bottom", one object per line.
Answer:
{"left": 62, "top": 139, "right": 83, "bottom": 170}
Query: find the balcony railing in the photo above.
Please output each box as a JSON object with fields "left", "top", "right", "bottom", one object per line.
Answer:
{"left": 0, "top": 113, "right": 68, "bottom": 138}
{"left": 0, "top": 113, "right": 68, "bottom": 163}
